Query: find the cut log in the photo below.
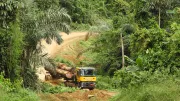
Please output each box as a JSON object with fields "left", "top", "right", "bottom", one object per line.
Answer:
{"left": 56, "top": 62, "right": 75, "bottom": 72}
{"left": 56, "top": 69, "right": 69, "bottom": 75}
{"left": 44, "top": 66, "right": 57, "bottom": 75}
{"left": 57, "top": 78, "right": 66, "bottom": 83}
{"left": 44, "top": 63, "right": 76, "bottom": 80}
{"left": 61, "top": 66, "right": 73, "bottom": 71}
{"left": 45, "top": 73, "right": 52, "bottom": 81}
{"left": 56, "top": 69, "right": 74, "bottom": 79}
{"left": 65, "top": 72, "right": 74, "bottom": 79}
{"left": 57, "top": 63, "right": 66, "bottom": 69}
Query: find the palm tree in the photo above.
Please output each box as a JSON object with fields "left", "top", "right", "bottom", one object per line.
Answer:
{"left": 146, "top": 0, "right": 175, "bottom": 27}
{"left": 120, "top": 24, "right": 135, "bottom": 68}
{"left": 19, "top": 0, "right": 71, "bottom": 89}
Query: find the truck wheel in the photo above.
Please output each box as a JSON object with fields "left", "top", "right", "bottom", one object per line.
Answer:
{"left": 89, "top": 88, "right": 94, "bottom": 90}
{"left": 78, "top": 82, "right": 81, "bottom": 88}
{"left": 78, "top": 82, "right": 84, "bottom": 89}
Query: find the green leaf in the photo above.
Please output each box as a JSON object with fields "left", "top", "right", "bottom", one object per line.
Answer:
{"left": 136, "top": 57, "right": 143, "bottom": 68}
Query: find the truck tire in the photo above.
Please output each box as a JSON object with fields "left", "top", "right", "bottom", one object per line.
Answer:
{"left": 89, "top": 87, "right": 94, "bottom": 90}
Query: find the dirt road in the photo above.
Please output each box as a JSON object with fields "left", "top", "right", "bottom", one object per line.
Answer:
{"left": 39, "top": 89, "right": 116, "bottom": 101}
{"left": 41, "top": 32, "right": 88, "bottom": 58}
{"left": 39, "top": 32, "right": 117, "bottom": 101}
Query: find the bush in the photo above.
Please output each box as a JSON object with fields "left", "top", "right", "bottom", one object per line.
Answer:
{"left": 108, "top": 68, "right": 117, "bottom": 77}
{"left": 0, "top": 89, "right": 39, "bottom": 101}
{"left": 41, "top": 82, "right": 78, "bottom": 94}
{"left": 110, "top": 79, "right": 180, "bottom": 101}
{"left": 112, "top": 68, "right": 151, "bottom": 88}
{"left": 71, "top": 23, "right": 90, "bottom": 31}
{"left": 110, "top": 68, "right": 180, "bottom": 101}
{"left": 112, "top": 67, "right": 180, "bottom": 88}
{"left": 55, "top": 56, "right": 75, "bottom": 67}
{"left": 96, "top": 75, "right": 115, "bottom": 90}
{"left": 0, "top": 75, "right": 39, "bottom": 101}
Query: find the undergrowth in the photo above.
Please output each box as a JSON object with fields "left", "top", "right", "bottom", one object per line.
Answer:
{"left": 55, "top": 56, "right": 75, "bottom": 67}
{"left": 110, "top": 79, "right": 180, "bottom": 101}
{"left": 41, "top": 82, "right": 78, "bottom": 94}
{"left": 96, "top": 75, "right": 115, "bottom": 90}
{"left": 71, "top": 22, "right": 90, "bottom": 31}
{"left": 0, "top": 75, "right": 39, "bottom": 101}
{"left": 96, "top": 69, "right": 180, "bottom": 101}
{"left": 108, "top": 68, "right": 180, "bottom": 101}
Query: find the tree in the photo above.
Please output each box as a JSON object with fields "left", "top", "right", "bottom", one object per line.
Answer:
{"left": 148, "top": 0, "right": 175, "bottom": 27}
{"left": 0, "top": 0, "right": 19, "bottom": 27}
{"left": 138, "top": 0, "right": 177, "bottom": 28}
{"left": 0, "top": 0, "right": 23, "bottom": 82}
{"left": 120, "top": 24, "right": 135, "bottom": 68}
{"left": 19, "top": 0, "right": 71, "bottom": 89}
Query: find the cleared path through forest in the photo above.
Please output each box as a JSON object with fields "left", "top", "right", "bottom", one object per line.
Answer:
{"left": 41, "top": 32, "right": 88, "bottom": 58}
{"left": 39, "top": 32, "right": 117, "bottom": 101}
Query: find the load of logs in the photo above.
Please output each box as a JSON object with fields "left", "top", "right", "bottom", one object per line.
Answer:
{"left": 44, "top": 63, "right": 76, "bottom": 81}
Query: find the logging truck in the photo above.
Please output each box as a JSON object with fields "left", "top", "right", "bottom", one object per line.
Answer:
{"left": 45, "top": 64, "right": 96, "bottom": 90}
{"left": 75, "top": 67, "right": 96, "bottom": 90}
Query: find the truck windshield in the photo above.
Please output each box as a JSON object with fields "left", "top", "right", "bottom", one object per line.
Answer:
{"left": 80, "top": 69, "right": 95, "bottom": 76}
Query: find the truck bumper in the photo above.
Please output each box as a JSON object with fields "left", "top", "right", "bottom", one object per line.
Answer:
{"left": 79, "top": 82, "right": 95, "bottom": 89}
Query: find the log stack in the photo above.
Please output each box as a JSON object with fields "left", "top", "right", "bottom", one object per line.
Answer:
{"left": 45, "top": 63, "right": 76, "bottom": 81}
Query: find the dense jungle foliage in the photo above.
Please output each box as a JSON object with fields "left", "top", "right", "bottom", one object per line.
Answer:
{"left": 0, "top": 0, "right": 180, "bottom": 101}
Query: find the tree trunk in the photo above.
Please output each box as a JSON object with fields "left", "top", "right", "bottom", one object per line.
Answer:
{"left": 121, "top": 33, "right": 125, "bottom": 68}
{"left": 158, "top": 7, "right": 161, "bottom": 28}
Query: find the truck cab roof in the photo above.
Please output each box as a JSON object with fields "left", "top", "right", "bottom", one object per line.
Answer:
{"left": 77, "top": 67, "right": 95, "bottom": 70}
